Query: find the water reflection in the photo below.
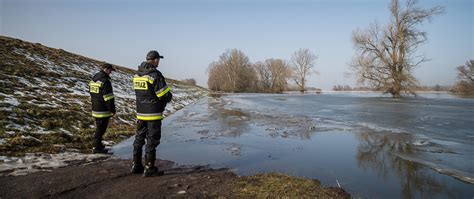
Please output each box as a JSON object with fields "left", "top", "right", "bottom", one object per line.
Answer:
{"left": 207, "top": 92, "right": 226, "bottom": 98}
{"left": 356, "top": 131, "right": 462, "bottom": 198}
{"left": 114, "top": 94, "right": 474, "bottom": 198}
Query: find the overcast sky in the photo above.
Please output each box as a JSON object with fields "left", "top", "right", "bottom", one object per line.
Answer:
{"left": 1, "top": 0, "right": 472, "bottom": 89}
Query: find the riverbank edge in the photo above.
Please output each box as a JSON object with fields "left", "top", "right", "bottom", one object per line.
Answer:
{"left": 0, "top": 158, "right": 351, "bottom": 198}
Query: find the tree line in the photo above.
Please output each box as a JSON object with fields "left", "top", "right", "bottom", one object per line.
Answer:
{"left": 332, "top": 85, "right": 373, "bottom": 91}
{"left": 207, "top": 48, "right": 317, "bottom": 93}
{"left": 207, "top": 0, "right": 472, "bottom": 97}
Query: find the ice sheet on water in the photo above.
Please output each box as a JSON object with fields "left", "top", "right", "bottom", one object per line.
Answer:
{"left": 394, "top": 152, "right": 474, "bottom": 184}
{"left": 430, "top": 139, "right": 463, "bottom": 147}
{"left": 412, "top": 140, "right": 430, "bottom": 146}
{"left": 357, "top": 122, "right": 405, "bottom": 134}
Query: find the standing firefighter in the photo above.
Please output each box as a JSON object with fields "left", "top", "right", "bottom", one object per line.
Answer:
{"left": 131, "top": 50, "right": 172, "bottom": 177}
{"left": 89, "top": 63, "right": 116, "bottom": 154}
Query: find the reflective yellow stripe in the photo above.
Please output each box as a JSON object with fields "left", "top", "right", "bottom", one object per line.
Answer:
{"left": 137, "top": 115, "right": 164, "bottom": 120}
{"left": 103, "top": 94, "right": 114, "bottom": 101}
{"left": 89, "top": 82, "right": 102, "bottom": 87}
{"left": 133, "top": 75, "right": 154, "bottom": 84}
{"left": 156, "top": 86, "right": 171, "bottom": 98}
{"left": 92, "top": 111, "right": 113, "bottom": 118}
{"left": 136, "top": 113, "right": 164, "bottom": 121}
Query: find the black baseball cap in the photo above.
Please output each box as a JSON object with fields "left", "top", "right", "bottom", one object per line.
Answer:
{"left": 146, "top": 50, "right": 164, "bottom": 60}
{"left": 101, "top": 63, "right": 116, "bottom": 71}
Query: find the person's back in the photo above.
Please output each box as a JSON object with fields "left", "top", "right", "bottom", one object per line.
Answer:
{"left": 133, "top": 62, "right": 170, "bottom": 120}
{"left": 89, "top": 63, "right": 116, "bottom": 154}
{"left": 131, "top": 50, "right": 172, "bottom": 177}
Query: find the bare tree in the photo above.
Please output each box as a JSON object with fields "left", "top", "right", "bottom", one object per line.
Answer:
{"left": 291, "top": 48, "right": 317, "bottom": 93}
{"left": 207, "top": 49, "right": 256, "bottom": 92}
{"left": 254, "top": 61, "right": 272, "bottom": 92}
{"left": 453, "top": 60, "right": 474, "bottom": 94}
{"left": 456, "top": 60, "right": 474, "bottom": 82}
{"left": 266, "top": 59, "right": 292, "bottom": 93}
{"left": 208, "top": 62, "right": 225, "bottom": 91}
{"left": 351, "top": 0, "right": 443, "bottom": 98}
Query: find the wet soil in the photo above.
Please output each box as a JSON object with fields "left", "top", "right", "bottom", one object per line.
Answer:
{"left": 0, "top": 158, "right": 350, "bottom": 198}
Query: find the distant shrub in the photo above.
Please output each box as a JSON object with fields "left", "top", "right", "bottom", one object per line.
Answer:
{"left": 182, "top": 78, "right": 197, "bottom": 86}
{"left": 452, "top": 60, "right": 474, "bottom": 95}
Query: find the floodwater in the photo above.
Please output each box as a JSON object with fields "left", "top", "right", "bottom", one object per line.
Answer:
{"left": 113, "top": 92, "right": 474, "bottom": 198}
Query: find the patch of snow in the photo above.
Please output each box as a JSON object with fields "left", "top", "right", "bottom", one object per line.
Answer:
{"left": 33, "top": 129, "right": 55, "bottom": 135}
{"left": 117, "top": 116, "right": 133, "bottom": 125}
{"left": 2, "top": 96, "right": 19, "bottom": 106}
{"left": 101, "top": 140, "right": 115, "bottom": 146}
{"left": 2, "top": 47, "right": 209, "bottom": 176}
{"left": 33, "top": 77, "right": 49, "bottom": 87}
{"left": 21, "top": 135, "right": 42, "bottom": 143}
{"left": 6, "top": 123, "right": 26, "bottom": 131}
{"left": 171, "top": 91, "right": 188, "bottom": 98}
{"left": 13, "top": 91, "right": 26, "bottom": 97}
{"left": 59, "top": 128, "right": 73, "bottom": 136}
{"left": 25, "top": 99, "right": 59, "bottom": 108}
{"left": 0, "top": 152, "right": 110, "bottom": 176}
{"left": 65, "top": 63, "right": 95, "bottom": 76}
{"left": 70, "top": 81, "right": 89, "bottom": 96}
{"left": 16, "top": 77, "right": 33, "bottom": 87}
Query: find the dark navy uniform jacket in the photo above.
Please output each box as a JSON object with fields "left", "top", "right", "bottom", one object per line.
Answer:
{"left": 133, "top": 62, "right": 172, "bottom": 121}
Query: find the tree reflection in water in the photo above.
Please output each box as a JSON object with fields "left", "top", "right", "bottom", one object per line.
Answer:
{"left": 356, "top": 131, "right": 460, "bottom": 198}
{"left": 207, "top": 96, "right": 248, "bottom": 137}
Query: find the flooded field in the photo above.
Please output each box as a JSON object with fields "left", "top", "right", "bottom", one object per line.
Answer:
{"left": 113, "top": 92, "right": 474, "bottom": 198}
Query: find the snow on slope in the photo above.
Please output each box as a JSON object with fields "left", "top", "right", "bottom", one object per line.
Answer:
{"left": 0, "top": 36, "right": 208, "bottom": 161}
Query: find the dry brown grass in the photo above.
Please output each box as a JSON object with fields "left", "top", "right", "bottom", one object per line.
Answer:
{"left": 233, "top": 173, "right": 350, "bottom": 198}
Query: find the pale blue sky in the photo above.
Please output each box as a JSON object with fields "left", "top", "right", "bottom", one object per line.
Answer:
{"left": 1, "top": 0, "right": 472, "bottom": 89}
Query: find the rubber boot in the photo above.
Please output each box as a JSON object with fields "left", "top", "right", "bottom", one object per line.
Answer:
{"left": 131, "top": 153, "right": 144, "bottom": 174}
{"left": 143, "top": 156, "right": 163, "bottom": 177}
{"left": 92, "top": 147, "right": 108, "bottom": 154}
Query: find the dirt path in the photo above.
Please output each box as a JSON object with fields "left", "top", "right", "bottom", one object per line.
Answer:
{"left": 0, "top": 158, "right": 350, "bottom": 198}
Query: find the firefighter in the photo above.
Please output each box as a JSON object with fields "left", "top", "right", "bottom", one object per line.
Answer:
{"left": 89, "top": 63, "right": 116, "bottom": 154}
{"left": 131, "top": 50, "right": 172, "bottom": 177}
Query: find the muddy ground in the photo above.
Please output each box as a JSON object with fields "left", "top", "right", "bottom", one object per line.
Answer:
{"left": 0, "top": 158, "right": 350, "bottom": 198}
